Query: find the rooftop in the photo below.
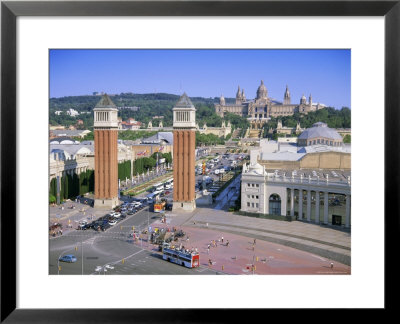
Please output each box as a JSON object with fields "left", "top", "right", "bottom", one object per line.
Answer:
{"left": 174, "top": 93, "right": 195, "bottom": 109}
{"left": 94, "top": 94, "right": 116, "bottom": 108}
{"left": 141, "top": 132, "right": 173, "bottom": 145}
{"left": 298, "top": 122, "right": 342, "bottom": 140}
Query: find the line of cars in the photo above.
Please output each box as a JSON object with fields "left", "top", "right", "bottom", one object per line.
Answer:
{"left": 77, "top": 200, "right": 146, "bottom": 232}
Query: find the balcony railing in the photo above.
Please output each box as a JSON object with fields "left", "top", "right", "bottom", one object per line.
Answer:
{"left": 266, "top": 174, "right": 351, "bottom": 188}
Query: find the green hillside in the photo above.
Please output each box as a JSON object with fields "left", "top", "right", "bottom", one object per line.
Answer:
{"left": 49, "top": 93, "right": 350, "bottom": 136}
{"left": 49, "top": 93, "right": 240, "bottom": 130}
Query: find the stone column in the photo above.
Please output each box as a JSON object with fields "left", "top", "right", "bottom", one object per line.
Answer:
{"left": 290, "top": 188, "right": 295, "bottom": 217}
{"left": 307, "top": 190, "right": 311, "bottom": 221}
{"left": 345, "top": 195, "right": 351, "bottom": 228}
{"left": 315, "top": 191, "right": 320, "bottom": 224}
{"left": 324, "top": 191, "right": 329, "bottom": 224}
{"left": 298, "top": 189, "right": 303, "bottom": 220}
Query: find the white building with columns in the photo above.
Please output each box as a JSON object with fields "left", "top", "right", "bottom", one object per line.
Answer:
{"left": 241, "top": 163, "right": 351, "bottom": 228}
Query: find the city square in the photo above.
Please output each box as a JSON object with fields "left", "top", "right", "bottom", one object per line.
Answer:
{"left": 49, "top": 50, "right": 351, "bottom": 276}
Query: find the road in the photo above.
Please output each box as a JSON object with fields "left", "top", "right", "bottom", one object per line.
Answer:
{"left": 50, "top": 205, "right": 221, "bottom": 275}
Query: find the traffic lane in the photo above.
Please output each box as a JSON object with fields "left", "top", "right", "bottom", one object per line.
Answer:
{"left": 51, "top": 230, "right": 222, "bottom": 275}
{"left": 49, "top": 221, "right": 136, "bottom": 275}
{"left": 50, "top": 208, "right": 164, "bottom": 275}
{"left": 93, "top": 246, "right": 223, "bottom": 275}
{"left": 50, "top": 233, "right": 144, "bottom": 275}
{"left": 50, "top": 206, "right": 159, "bottom": 258}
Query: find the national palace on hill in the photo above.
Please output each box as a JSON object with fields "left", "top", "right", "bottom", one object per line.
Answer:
{"left": 214, "top": 80, "right": 325, "bottom": 129}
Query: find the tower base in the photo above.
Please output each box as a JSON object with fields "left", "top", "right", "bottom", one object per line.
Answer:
{"left": 173, "top": 201, "right": 196, "bottom": 212}
{"left": 94, "top": 197, "right": 120, "bottom": 209}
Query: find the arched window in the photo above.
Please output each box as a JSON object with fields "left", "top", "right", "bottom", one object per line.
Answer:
{"left": 269, "top": 194, "right": 281, "bottom": 215}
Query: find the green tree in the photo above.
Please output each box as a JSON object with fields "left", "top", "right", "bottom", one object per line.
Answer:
{"left": 60, "top": 176, "right": 64, "bottom": 202}
{"left": 49, "top": 177, "right": 57, "bottom": 197}
{"left": 88, "top": 170, "right": 95, "bottom": 192}
{"left": 49, "top": 194, "right": 56, "bottom": 204}
{"left": 343, "top": 134, "right": 351, "bottom": 143}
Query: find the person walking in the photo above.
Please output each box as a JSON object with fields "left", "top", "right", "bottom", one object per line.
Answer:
{"left": 330, "top": 262, "right": 334, "bottom": 269}
{"left": 226, "top": 240, "right": 229, "bottom": 247}
{"left": 221, "top": 236, "right": 224, "bottom": 243}
{"left": 253, "top": 238, "right": 256, "bottom": 245}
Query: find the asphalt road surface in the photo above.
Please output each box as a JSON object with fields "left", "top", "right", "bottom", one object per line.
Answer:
{"left": 50, "top": 206, "right": 221, "bottom": 275}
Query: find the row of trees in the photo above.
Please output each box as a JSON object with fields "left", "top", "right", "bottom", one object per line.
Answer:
{"left": 118, "top": 161, "right": 131, "bottom": 180}
{"left": 195, "top": 132, "right": 226, "bottom": 146}
{"left": 49, "top": 152, "right": 173, "bottom": 203}
{"left": 49, "top": 169, "right": 94, "bottom": 203}
{"left": 130, "top": 152, "right": 172, "bottom": 176}
{"left": 266, "top": 107, "right": 351, "bottom": 130}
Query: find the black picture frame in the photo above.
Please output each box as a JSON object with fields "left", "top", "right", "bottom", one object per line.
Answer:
{"left": 1, "top": 0, "right": 398, "bottom": 322}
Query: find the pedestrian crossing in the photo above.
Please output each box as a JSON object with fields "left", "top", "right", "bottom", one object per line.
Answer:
{"left": 82, "top": 236, "right": 97, "bottom": 245}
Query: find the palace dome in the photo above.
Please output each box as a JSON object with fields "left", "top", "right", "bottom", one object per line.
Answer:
{"left": 256, "top": 80, "right": 268, "bottom": 99}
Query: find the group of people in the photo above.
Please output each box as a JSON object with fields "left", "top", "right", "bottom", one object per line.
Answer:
{"left": 206, "top": 236, "right": 230, "bottom": 254}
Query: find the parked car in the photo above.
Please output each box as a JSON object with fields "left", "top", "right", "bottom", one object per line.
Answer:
{"left": 59, "top": 254, "right": 77, "bottom": 263}
{"left": 108, "top": 219, "right": 118, "bottom": 226}
{"left": 77, "top": 220, "right": 88, "bottom": 230}
{"left": 100, "top": 223, "right": 111, "bottom": 231}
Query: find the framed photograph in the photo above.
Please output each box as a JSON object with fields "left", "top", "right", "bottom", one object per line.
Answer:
{"left": 1, "top": 0, "right": 398, "bottom": 321}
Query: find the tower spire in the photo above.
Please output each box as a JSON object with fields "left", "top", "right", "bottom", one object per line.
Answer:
{"left": 284, "top": 85, "right": 291, "bottom": 105}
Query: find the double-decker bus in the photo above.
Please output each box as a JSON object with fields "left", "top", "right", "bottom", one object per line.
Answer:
{"left": 162, "top": 247, "right": 200, "bottom": 268}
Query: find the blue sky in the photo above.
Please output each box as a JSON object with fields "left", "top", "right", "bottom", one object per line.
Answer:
{"left": 50, "top": 49, "right": 350, "bottom": 109}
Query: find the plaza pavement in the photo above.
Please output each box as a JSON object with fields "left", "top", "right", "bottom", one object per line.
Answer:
{"left": 50, "top": 200, "right": 351, "bottom": 274}
{"left": 161, "top": 205, "right": 351, "bottom": 271}
{"left": 49, "top": 200, "right": 112, "bottom": 236}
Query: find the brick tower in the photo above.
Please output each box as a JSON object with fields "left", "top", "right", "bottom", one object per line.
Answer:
{"left": 93, "top": 94, "right": 119, "bottom": 209}
{"left": 172, "top": 93, "right": 196, "bottom": 211}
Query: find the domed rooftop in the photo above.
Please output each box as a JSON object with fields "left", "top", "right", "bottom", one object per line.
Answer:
{"left": 256, "top": 80, "right": 268, "bottom": 99}
{"left": 298, "top": 122, "right": 342, "bottom": 141}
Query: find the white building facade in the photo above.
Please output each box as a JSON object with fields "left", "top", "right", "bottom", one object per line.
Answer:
{"left": 241, "top": 163, "right": 351, "bottom": 228}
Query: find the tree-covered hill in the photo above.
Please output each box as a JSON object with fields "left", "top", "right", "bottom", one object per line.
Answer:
{"left": 49, "top": 93, "right": 239, "bottom": 130}
{"left": 49, "top": 93, "right": 350, "bottom": 133}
